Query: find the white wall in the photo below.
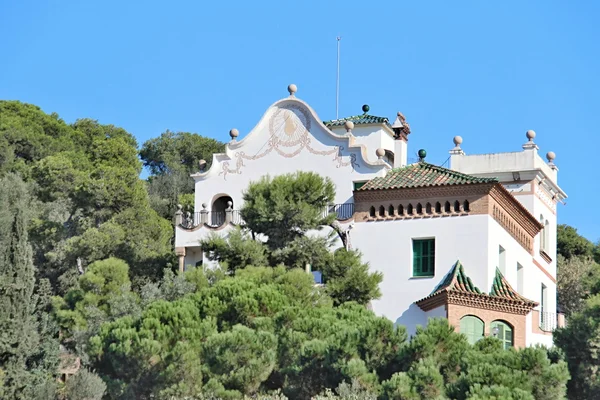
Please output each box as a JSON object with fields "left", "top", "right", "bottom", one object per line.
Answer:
{"left": 350, "top": 214, "right": 492, "bottom": 336}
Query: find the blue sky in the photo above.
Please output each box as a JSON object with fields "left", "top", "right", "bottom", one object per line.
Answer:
{"left": 1, "top": 1, "right": 599, "bottom": 241}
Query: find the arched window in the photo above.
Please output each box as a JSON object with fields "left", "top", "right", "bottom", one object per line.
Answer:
{"left": 407, "top": 204, "right": 414, "bottom": 215}
{"left": 398, "top": 205, "right": 404, "bottom": 216}
{"left": 435, "top": 202, "right": 441, "bottom": 214}
{"left": 379, "top": 205, "right": 385, "bottom": 218}
{"left": 416, "top": 203, "right": 423, "bottom": 214}
{"left": 463, "top": 200, "right": 470, "bottom": 212}
{"left": 444, "top": 201, "right": 451, "bottom": 213}
{"left": 389, "top": 205, "right": 395, "bottom": 217}
{"left": 491, "top": 320, "right": 513, "bottom": 349}
{"left": 426, "top": 203, "right": 432, "bottom": 214}
{"left": 460, "top": 315, "right": 484, "bottom": 345}
{"left": 212, "top": 195, "right": 233, "bottom": 226}
{"left": 454, "top": 200, "right": 461, "bottom": 213}
{"left": 369, "top": 206, "right": 376, "bottom": 218}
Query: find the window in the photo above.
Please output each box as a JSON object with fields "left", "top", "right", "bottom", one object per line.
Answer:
{"left": 491, "top": 320, "right": 513, "bottom": 349}
{"left": 413, "top": 239, "right": 435, "bottom": 277}
{"left": 541, "top": 283, "right": 547, "bottom": 321}
{"left": 369, "top": 206, "right": 376, "bottom": 218}
{"left": 353, "top": 181, "right": 367, "bottom": 191}
{"left": 389, "top": 205, "right": 395, "bottom": 216}
{"left": 498, "top": 246, "right": 506, "bottom": 275}
{"left": 435, "top": 202, "right": 441, "bottom": 213}
{"left": 379, "top": 205, "right": 385, "bottom": 217}
{"left": 460, "top": 316, "right": 484, "bottom": 345}
{"left": 398, "top": 205, "right": 404, "bottom": 215}
{"left": 517, "top": 263, "right": 524, "bottom": 294}
{"left": 444, "top": 201, "right": 451, "bottom": 213}
{"left": 463, "top": 200, "right": 470, "bottom": 212}
{"left": 544, "top": 220, "right": 550, "bottom": 252}
{"left": 540, "top": 214, "right": 547, "bottom": 252}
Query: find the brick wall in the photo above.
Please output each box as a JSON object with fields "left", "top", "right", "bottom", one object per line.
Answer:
{"left": 447, "top": 304, "right": 527, "bottom": 348}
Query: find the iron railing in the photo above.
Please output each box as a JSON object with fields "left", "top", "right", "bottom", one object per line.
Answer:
{"left": 324, "top": 203, "right": 355, "bottom": 220}
{"left": 208, "top": 211, "right": 226, "bottom": 227}
{"left": 539, "top": 311, "right": 557, "bottom": 332}
{"left": 179, "top": 203, "right": 356, "bottom": 229}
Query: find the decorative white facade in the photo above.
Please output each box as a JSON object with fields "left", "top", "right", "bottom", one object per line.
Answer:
{"left": 174, "top": 85, "right": 567, "bottom": 348}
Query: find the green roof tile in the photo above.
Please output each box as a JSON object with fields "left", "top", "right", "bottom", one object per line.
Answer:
{"left": 324, "top": 113, "right": 390, "bottom": 127}
{"left": 357, "top": 162, "right": 498, "bottom": 191}
{"left": 430, "top": 261, "right": 482, "bottom": 296}
{"left": 490, "top": 268, "right": 535, "bottom": 303}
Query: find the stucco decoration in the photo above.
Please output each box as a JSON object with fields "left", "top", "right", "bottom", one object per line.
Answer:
{"left": 219, "top": 103, "right": 359, "bottom": 180}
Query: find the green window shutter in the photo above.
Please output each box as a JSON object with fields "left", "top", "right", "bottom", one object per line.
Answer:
{"left": 353, "top": 181, "right": 366, "bottom": 190}
{"left": 413, "top": 239, "right": 435, "bottom": 277}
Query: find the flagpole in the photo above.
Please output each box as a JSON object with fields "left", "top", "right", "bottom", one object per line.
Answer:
{"left": 336, "top": 36, "right": 341, "bottom": 120}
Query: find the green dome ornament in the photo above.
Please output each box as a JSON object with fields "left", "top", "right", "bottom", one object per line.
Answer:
{"left": 418, "top": 149, "right": 427, "bottom": 161}
{"left": 362, "top": 104, "right": 370, "bottom": 113}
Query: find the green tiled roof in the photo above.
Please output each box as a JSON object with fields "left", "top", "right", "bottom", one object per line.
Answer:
{"left": 490, "top": 268, "right": 534, "bottom": 303}
{"left": 324, "top": 113, "right": 390, "bottom": 127}
{"left": 430, "top": 261, "right": 482, "bottom": 296}
{"left": 357, "top": 162, "right": 498, "bottom": 191}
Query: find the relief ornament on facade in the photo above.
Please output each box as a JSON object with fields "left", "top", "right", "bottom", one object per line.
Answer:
{"left": 219, "top": 103, "right": 359, "bottom": 180}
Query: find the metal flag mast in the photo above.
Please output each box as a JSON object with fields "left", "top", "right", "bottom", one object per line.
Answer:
{"left": 336, "top": 36, "right": 341, "bottom": 120}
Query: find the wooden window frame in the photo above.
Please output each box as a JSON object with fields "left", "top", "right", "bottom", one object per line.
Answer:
{"left": 412, "top": 238, "right": 435, "bottom": 277}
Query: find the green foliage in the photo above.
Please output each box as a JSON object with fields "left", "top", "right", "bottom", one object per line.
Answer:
{"left": 200, "top": 229, "right": 269, "bottom": 272}
{"left": 140, "top": 130, "right": 225, "bottom": 219}
{"left": 557, "top": 254, "right": 600, "bottom": 316}
{"left": 0, "top": 173, "right": 59, "bottom": 399}
{"left": 241, "top": 171, "right": 336, "bottom": 249}
{"left": 555, "top": 294, "right": 600, "bottom": 399}
{"left": 65, "top": 368, "right": 107, "bottom": 400}
{"left": 203, "top": 172, "right": 382, "bottom": 306}
{"left": 557, "top": 224, "right": 595, "bottom": 260}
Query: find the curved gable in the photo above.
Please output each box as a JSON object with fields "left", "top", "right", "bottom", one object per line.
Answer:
{"left": 192, "top": 95, "right": 389, "bottom": 181}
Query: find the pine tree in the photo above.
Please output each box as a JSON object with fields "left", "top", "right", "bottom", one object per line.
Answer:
{"left": 0, "top": 173, "right": 56, "bottom": 399}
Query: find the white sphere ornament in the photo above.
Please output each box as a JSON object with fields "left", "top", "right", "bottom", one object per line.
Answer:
{"left": 344, "top": 121, "right": 354, "bottom": 131}
{"left": 453, "top": 136, "right": 463, "bottom": 146}
{"left": 546, "top": 151, "right": 556, "bottom": 162}
{"left": 287, "top": 84, "right": 297, "bottom": 96}
{"left": 526, "top": 130, "right": 536, "bottom": 140}
{"left": 229, "top": 128, "right": 239, "bottom": 139}
{"left": 376, "top": 148, "right": 386, "bottom": 158}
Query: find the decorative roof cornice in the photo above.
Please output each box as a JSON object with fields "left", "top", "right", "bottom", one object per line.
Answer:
{"left": 324, "top": 114, "right": 390, "bottom": 127}
{"left": 489, "top": 184, "right": 543, "bottom": 236}
{"left": 357, "top": 162, "right": 498, "bottom": 191}
{"left": 416, "top": 261, "right": 538, "bottom": 315}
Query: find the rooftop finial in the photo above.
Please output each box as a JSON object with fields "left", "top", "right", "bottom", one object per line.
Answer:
{"left": 288, "top": 84, "right": 297, "bottom": 97}
{"left": 523, "top": 130, "right": 539, "bottom": 150}
{"left": 546, "top": 151, "right": 558, "bottom": 170}
{"left": 229, "top": 128, "right": 239, "bottom": 141}
{"left": 450, "top": 136, "right": 465, "bottom": 155}
{"left": 376, "top": 148, "right": 385, "bottom": 160}
{"left": 344, "top": 121, "right": 354, "bottom": 133}
{"left": 362, "top": 104, "right": 370, "bottom": 113}
{"left": 418, "top": 149, "right": 427, "bottom": 161}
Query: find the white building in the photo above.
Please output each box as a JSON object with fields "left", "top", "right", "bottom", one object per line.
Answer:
{"left": 174, "top": 84, "right": 567, "bottom": 348}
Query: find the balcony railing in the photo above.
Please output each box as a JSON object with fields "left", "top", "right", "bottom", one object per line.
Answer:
{"left": 539, "top": 311, "right": 557, "bottom": 332}
{"left": 323, "top": 203, "right": 355, "bottom": 221}
{"left": 178, "top": 203, "right": 355, "bottom": 229}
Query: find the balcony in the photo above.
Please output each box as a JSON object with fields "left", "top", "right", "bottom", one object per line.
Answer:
{"left": 538, "top": 311, "right": 566, "bottom": 332}
{"left": 178, "top": 203, "right": 355, "bottom": 229}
